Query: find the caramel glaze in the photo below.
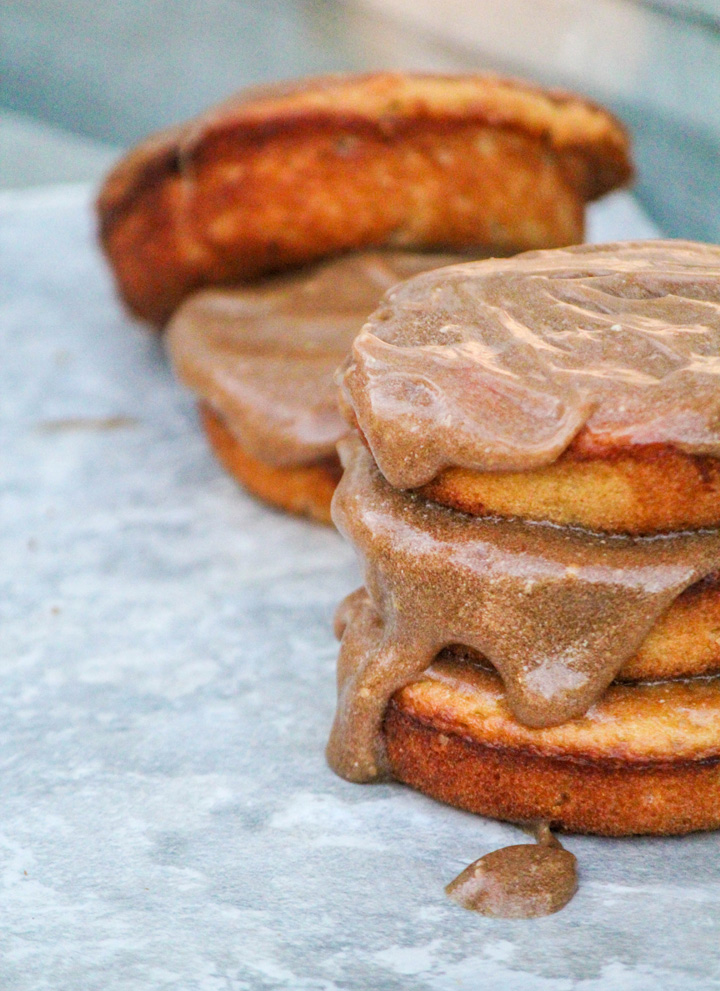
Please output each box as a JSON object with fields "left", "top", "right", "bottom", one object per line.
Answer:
{"left": 327, "top": 438, "right": 720, "bottom": 782}
{"left": 167, "top": 250, "right": 479, "bottom": 468}
{"left": 339, "top": 240, "right": 720, "bottom": 489}
{"left": 446, "top": 824, "right": 577, "bottom": 918}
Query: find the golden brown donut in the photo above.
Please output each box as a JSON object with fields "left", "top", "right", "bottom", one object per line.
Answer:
{"left": 385, "top": 656, "right": 720, "bottom": 836}
{"left": 616, "top": 573, "right": 720, "bottom": 681}
{"left": 340, "top": 240, "right": 720, "bottom": 534}
{"left": 328, "top": 242, "right": 720, "bottom": 846}
{"left": 97, "top": 72, "right": 632, "bottom": 324}
{"left": 419, "top": 440, "right": 720, "bottom": 535}
{"left": 201, "top": 404, "right": 340, "bottom": 524}
{"left": 171, "top": 253, "right": 480, "bottom": 522}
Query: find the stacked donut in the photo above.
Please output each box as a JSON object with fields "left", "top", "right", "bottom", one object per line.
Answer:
{"left": 327, "top": 239, "right": 720, "bottom": 836}
{"left": 97, "top": 72, "right": 631, "bottom": 522}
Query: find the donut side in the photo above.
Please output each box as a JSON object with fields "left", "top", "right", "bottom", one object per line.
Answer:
{"left": 385, "top": 663, "right": 720, "bottom": 835}
{"left": 420, "top": 441, "right": 720, "bottom": 534}
{"left": 201, "top": 404, "right": 340, "bottom": 524}
{"left": 621, "top": 573, "right": 720, "bottom": 680}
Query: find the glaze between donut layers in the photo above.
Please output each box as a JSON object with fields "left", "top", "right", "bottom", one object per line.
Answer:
{"left": 327, "top": 438, "right": 720, "bottom": 782}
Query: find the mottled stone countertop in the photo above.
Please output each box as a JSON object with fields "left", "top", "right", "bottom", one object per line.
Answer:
{"left": 3, "top": 185, "right": 719, "bottom": 991}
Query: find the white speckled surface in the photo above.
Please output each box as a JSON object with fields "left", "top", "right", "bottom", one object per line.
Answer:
{"left": 4, "top": 185, "right": 719, "bottom": 991}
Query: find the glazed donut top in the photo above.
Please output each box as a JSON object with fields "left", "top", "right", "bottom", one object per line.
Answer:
{"left": 167, "top": 251, "right": 473, "bottom": 466}
{"left": 339, "top": 240, "right": 720, "bottom": 488}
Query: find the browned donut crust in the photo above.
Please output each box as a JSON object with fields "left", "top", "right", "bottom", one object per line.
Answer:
{"left": 420, "top": 438, "right": 720, "bottom": 534}
{"left": 623, "top": 573, "right": 720, "bottom": 680}
{"left": 97, "top": 72, "right": 632, "bottom": 324}
{"left": 201, "top": 404, "right": 340, "bottom": 524}
{"left": 385, "top": 659, "right": 720, "bottom": 835}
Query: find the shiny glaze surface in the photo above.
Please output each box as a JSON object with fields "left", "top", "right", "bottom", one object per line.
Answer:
{"left": 327, "top": 439, "right": 720, "bottom": 781}
{"left": 168, "top": 251, "right": 474, "bottom": 466}
{"left": 339, "top": 240, "right": 720, "bottom": 487}
{"left": 446, "top": 824, "right": 577, "bottom": 918}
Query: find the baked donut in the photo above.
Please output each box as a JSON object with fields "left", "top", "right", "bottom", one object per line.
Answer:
{"left": 100, "top": 72, "right": 632, "bottom": 524}
{"left": 97, "top": 72, "right": 632, "bottom": 325}
{"left": 329, "top": 441, "right": 720, "bottom": 836}
{"left": 328, "top": 241, "right": 720, "bottom": 843}
{"left": 340, "top": 240, "right": 720, "bottom": 533}
{"left": 386, "top": 655, "right": 720, "bottom": 836}
{"left": 167, "top": 251, "right": 476, "bottom": 522}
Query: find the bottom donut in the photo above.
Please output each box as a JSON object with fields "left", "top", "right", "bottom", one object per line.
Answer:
{"left": 200, "top": 404, "right": 341, "bottom": 524}
{"left": 385, "top": 656, "right": 720, "bottom": 836}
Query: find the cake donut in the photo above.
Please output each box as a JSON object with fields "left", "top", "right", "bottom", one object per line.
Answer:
{"left": 328, "top": 240, "right": 720, "bottom": 849}
{"left": 98, "top": 72, "right": 632, "bottom": 522}
{"left": 97, "top": 72, "right": 632, "bottom": 326}
{"left": 340, "top": 240, "right": 720, "bottom": 534}
{"left": 167, "top": 251, "right": 474, "bottom": 522}
{"left": 330, "top": 443, "right": 720, "bottom": 836}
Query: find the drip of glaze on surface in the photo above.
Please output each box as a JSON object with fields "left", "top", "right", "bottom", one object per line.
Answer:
{"left": 339, "top": 240, "right": 720, "bottom": 488}
{"left": 445, "top": 823, "right": 577, "bottom": 918}
{"left": 326, "top": 438, "right": 720, "bottom": 782}
{"left": 166, "top": 250, "right": 481, "bottom": 467}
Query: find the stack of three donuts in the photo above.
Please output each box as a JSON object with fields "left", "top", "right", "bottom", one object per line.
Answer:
{"left": 327, "top": 239, "right": 720, "bottom": 837}
{"left": 97, "top": 71, "right": 632, "bottom": 521}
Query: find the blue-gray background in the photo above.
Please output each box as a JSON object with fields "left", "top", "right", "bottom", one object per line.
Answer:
{"left": 1, "top": 0, "right": 720, "bottom": 240}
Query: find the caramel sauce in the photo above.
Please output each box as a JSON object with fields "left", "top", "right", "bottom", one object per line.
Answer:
{"left": 327, "top": 439, "right": 720, "bottom": 782}
{"left": 446, "top": 824, "right": 577, "bottom": 918}
{"left": 166, "top": 251, "right": 478, "bottom": 467}
{"left": 339, "top": 240, "right": 720, "bottom": 488}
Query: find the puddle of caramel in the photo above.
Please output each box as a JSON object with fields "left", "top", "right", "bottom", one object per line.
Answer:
{"left": 327, "top": 438, "right": 720, "bottom": 781}
{"left": 166, "top": 250, "right": 480, "bottom": 467}
{"left": 339, "top": 240, "right": 720, "bottom": 488}
{"left": 446, "top": 824, "right": 577, "bottom": 918}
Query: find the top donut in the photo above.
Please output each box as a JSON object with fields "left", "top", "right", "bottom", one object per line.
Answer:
{"left": 339, "top": 239, "right": 720, "bottom": 533}
{"left": 97, "top": 72, "right": 632, "bottom": 324}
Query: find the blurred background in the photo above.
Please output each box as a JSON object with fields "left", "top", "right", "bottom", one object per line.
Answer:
{"left": 1, "top": 0, "right": 718, "bottom": 240}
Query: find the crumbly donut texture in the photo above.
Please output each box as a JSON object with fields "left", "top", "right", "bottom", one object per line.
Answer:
{"left": 421, "top": 443, "right": 720, "bottom": 534}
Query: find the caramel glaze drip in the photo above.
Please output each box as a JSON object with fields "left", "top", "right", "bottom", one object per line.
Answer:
{"left": 326, "top": 438, "right": 720, "bottom": 782}
{"left": 446, "top": 824, "right": 577, "bottom": 918}
{"left": 166, "top": 250, "right": 481, "bottom": 468}
{"left": 339, "top": 240, "right": 720, "bottom": 489}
